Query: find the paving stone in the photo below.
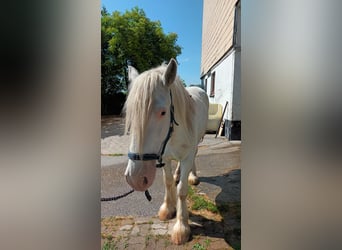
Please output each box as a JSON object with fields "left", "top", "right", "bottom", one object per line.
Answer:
{"left": 139, "top": 223, "right": 151, "bottom": 235}
{"left": 135, "top": 217, "right": 150, "bottom": 224}
{"left": 113, "top": 240, "right": 130, "bottom": 250}
{"left": 151, "top": 228, "right": 168, "bottom": 235}
{"left": 127, "top": 244, "right": 145, "bottom": 250}
{"left": 115, "top": 229, "right": 130, "bottom": 238}
{"left": 120, "top": 218, "right": 134, "bottom": 226}
{"left": 119, "top": 224, "right": 133, "bottom": 231}
{"left": 126, "top": 236, "right": 145, "bottom": 248}
{"left": 130, "top": 225, "right": 140, "bottom": 236}
{"left": 151, "top": 217, "right": 162, "bottom": 224}
{"left": 151, "top": 223, "right": 168, "bottom": 230}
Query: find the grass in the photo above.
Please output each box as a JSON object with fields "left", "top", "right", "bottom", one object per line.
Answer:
{"left": 188, "top": 186, "right": 219, "bottom": 214}
{"left": 191, "top": 236, "right": 212, "bottom": 250}
{"left": 102, "top": 240, "right": 117, "bottom": 250}
{"left": 164, "top": 238, "right": 171, "bottom": 248}
{"left": 102, "top": 236, "right": 131, "bottom": 250}
{"left": 187, "top": 186, "right": 241, "bottom": 250}
{"left": 144, "top": 234, "right": 153, "bottom": 247}
{"left": 101, "top": 233, "right": 113, "bottom": 240}
{"left": 204, "top": 238, "right": 211, "bottom": 248}
{"left": 192, "top": 242, "right": 206, "bottom": 250}
{"left": 102, "top": 153, "right": 124, "bottom": 157}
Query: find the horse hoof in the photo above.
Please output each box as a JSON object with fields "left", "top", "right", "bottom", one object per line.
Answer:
{"left": 188, "top": 175, "right": 200, "bottom": 186}
{"left": 171, "top": 221, "right": 191, "bottom": 245}
{"left": 158, "top": 204, "right": 176, "bottom": 221}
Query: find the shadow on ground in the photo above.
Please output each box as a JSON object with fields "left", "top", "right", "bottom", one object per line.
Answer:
{"left": 198, "top": 169, "right": 241, "bottom": 249}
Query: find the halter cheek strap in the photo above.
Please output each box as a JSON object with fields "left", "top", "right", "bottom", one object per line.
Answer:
{"left": 128, "top": 91, "right": 178, "bottom": 168}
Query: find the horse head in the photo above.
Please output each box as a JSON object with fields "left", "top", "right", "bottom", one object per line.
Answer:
{"left": 124, "top": 59, "right": 178, "bottom": 191}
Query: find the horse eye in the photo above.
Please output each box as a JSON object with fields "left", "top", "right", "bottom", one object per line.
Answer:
{"left": 161, "top": 111, "right": 166, "bottom": 116}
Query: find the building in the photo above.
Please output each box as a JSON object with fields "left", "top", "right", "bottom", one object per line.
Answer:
{"left": 201, "top": 0, "right": 241, "bottom": 140}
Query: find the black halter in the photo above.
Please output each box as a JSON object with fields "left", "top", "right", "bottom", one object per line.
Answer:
{"left": 128, "top": 91, "right": 179, "bottom": 168}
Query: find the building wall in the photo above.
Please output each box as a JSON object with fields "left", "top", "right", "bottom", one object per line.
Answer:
{"left": 201, "top": 0, "right": 238, "bottom": 76}
{"left": 232, "top": 48, "right": 241, "bottom": 121}
{"left": 201, "top": 0, "right": 240, "bottom": 139}
{"left": 232, "top": 2, "right": 241, "bottom": 121}
{"left": 205, "top": 51, "right": 236, "bottom": 121}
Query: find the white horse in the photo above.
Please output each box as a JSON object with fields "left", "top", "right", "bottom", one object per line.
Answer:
{"left": 124, "top": 58, "right": 209, "bottom": 244}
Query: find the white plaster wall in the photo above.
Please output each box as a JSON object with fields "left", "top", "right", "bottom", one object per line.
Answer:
{"left": 232, "top": 49, "right": 241, "bottom": 120}
{"left": 203, "top": 2, "right": 241, "bottom": 126}
{"left": 232, "top": 2, "right": 241, "bottom": 121}
{"left": 206, "top": 51, "right": 235, "bottom": 121}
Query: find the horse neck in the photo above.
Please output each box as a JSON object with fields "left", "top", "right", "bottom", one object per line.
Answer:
{"left": 169, "top": 82, "right": 194, "bottom": 137}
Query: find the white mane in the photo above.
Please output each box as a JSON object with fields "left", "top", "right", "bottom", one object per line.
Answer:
{"left": 124, "top": 63, "right": 194, "bottom": 154}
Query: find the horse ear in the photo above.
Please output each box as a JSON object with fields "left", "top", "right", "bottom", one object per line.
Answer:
{"left": 128, "top": 65, "right": 139, "bottom": 83}
{"left": 163, "top": 58, "right": 177, "bottom": 87}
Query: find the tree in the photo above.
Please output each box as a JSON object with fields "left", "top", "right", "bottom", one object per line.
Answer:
{"left": 101, "top": 7, "right": 182, "bottom": 96}
{"left": 180, "top": 78, "right": 187, "bottom": 87}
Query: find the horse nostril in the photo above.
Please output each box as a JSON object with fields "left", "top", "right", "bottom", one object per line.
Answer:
{"left": 143, "top": 176, "right": 148, "bottom": 185}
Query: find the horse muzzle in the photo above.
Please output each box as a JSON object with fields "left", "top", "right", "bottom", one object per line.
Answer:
{"left": 125, "top": 160, "right": 157, "bottom": 191}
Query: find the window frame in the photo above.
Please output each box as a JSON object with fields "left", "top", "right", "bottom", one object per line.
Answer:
{"left": 210, "top": 71, "right": 216, "bottom": 97}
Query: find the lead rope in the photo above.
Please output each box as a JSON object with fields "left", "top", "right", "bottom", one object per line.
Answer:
{"left": 101, "top": 189, "right": 152, "bottom": 202}
{"left": 100, "top": 189, "right": 134, "bottom": 202}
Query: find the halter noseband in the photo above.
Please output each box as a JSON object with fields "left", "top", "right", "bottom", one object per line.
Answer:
{"left": 128, "top": 91, "right": 178, "bottom": 168}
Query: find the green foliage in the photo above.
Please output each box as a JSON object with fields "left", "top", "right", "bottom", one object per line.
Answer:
{"left": 106, "top": 153, "right": 124, "bottom": 157}
{"left": 101, "top": 6, "right": 182, "bottom": 95}
{"left": 102, "top": 240, "right": 117, "bottom": 250}
{"left": 188, "top": 186, "right": 219, "bottom": 213}
{"left": 191, "top": 196, "right": 219, "bottom": 213}
{"left": 192, "top": 238, "right": 211, "bottom": 250}
{"left": 180, "top": 78, "right": 187, "bottom": 87}
{"left": 192, "top": 242, "right": 206, "bottom": 250}
{"left": 204, "top": 238, "right": 211, "bottom": 247}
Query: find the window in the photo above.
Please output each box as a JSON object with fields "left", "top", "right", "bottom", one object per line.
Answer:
{"left": 210, "top": 72, "right": 215, "bottom": 97}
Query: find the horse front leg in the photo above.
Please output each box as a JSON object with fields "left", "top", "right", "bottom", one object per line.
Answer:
{"left": 171, "top": 154, "right": 194, "bottom": 245}
{"left": 158, "top": 160, "right": 176, "bottom": 221}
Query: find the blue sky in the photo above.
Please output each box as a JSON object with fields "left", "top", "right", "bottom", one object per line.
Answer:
{"left": 101, "top": 0, "right": 204, "bottom": 86}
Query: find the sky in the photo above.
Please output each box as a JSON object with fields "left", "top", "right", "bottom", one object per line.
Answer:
{"left": 101, "top": 0, "right": 204, "bottom": 86}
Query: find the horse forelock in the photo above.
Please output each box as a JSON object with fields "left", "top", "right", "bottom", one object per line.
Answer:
{"left": 125, "top": 68, "right": 163, "bottom": 154}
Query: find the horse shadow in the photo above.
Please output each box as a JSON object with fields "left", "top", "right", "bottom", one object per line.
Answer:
{"left": 188, "top": 169, "right": 241, "bottom": 249}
